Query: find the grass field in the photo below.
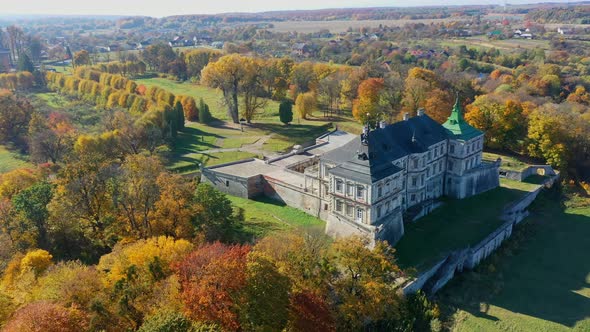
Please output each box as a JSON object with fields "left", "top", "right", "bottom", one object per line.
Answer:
{"left": 484, "top": 152, "right": 531, "bottom": 172}
{"left": 438, "top": 192, "right": 590, "bottom": 332}
{"left": 0, "top": 146, "right": 32, "bottom": 174}
{"left": 395, "top": 185, "right": 529, "bottom": 271}
{"left": 441, "top": 37, "right": 550, "bottom": 51}
{"left": 229, "top": 195, "right": 325, "bottom": 239}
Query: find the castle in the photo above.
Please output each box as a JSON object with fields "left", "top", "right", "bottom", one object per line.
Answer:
{"left": 201, "top": 99, "right": 500, "bottom": 246}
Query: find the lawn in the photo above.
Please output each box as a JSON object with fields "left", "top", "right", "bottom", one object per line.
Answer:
{"left": 438, "top": 192, "right": 590, "bottom": 332}
{"left": 168, "top": 151, "right": 260, "bottom": 174}
{"left": 395, "top": 185, "right": 529, "bottom": 271}
{"left": 500, "top": 178, "right": 540, "bottom": 192}
{"left": 0, "top": 145, "right": 32, "bottom": 173}
{"left": 228, "top": 195, "right": 325, "bottom": 239}
{"left": 483, "top": 152, "right": 530, "bottom": 172}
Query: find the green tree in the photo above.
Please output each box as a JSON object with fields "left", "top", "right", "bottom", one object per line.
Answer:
{"left": 198, "top": 98, "right": 212, "bottom": 124}
{"left": 12, "top": 182, "right": 53, "bottom": 250}
{"left": 193, "top": 183, "right": 241, "bottom": 242}
{"left": 278, "top": 100, "right": 293, "bottom": 125}
{"left": 174, "top": 101, "right": 185, "bottom": 131}
{"left": 17, "top": 54, "right": 34, "bottom": 73}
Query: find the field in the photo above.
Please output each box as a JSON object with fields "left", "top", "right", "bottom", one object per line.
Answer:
{"left": 267, "top": 17, "right": 470, "bottom": 33}
{"left": 438, "top": 192, "right": 590, "bottom": 332}
{"left": 229, "top": 195, "right": 325, "bottom": 239}
{"left": 395, "top": 184, "right": 531, "bottom": 271}
{"left": 441, "top": 37, "right": 550, "bottom": 51}
{"left": 0, "top": 145, "right": 32, "bottom": 174}
{"left": 484, "top": 152, "right": 531, "bottom": 172}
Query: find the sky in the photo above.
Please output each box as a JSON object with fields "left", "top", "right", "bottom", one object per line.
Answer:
{"left": 1, "top": 0, "right": 576, "bottom": 17}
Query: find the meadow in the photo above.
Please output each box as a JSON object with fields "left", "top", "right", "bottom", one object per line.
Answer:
{"left": 438, "top": 191, "right": 590, "bottom": 332}
{"left": 0, "top": 145, "right": 32, "bottom": 173}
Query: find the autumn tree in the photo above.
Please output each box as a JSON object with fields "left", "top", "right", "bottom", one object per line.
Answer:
{"left": 73, "top": 50, "right": 91, "bottom": 67}
{"left": 113, "top": 154, "right": 165, "bottom": 238}
{"left": 402, "top": 67, "right": 440, "bottom": 116}
{"left": 149, "top": 173, "right": 196, "bottom": 239}
{"left": 2, "top": 301, "right": 89, "bottom": 332}
{"left": 240, "top": 58, "right": 268, "bottom": 123}
{"left": 174, "top": 242, "right": 250, "bottom": 331}
{"left": 330, "top": 237, "right": 404, "bottom": 330}
{"left": 295, "top": 92, "right": 317, "bottom": 120}
{"left": 0, "top": 90, "right": 33, "bottom": 146}
{"left": 28, "top": 112, "right": 76, "bottom": 164}
{"left": 353, "top": 78, "right": 385, "bottom": 124}
{"left": 201, "top": 54, "right": 247, "bottom": 123}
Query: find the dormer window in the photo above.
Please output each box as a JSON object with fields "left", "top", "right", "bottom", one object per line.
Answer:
{"left": 450, "top": 145, "right": 455, "bottom": 153}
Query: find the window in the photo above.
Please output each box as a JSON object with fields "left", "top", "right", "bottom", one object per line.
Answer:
{"left": 324, "top": 204, "right": 328, "bottom": 210}
{"left": 410, "top": 194, "right": 416, "bottom": 202}
{"left": 356, "top": 208, "right": 364, "bottom": 222}
{"left": 428, "top": 151, "right": 432, "bottom": 160}
{"left": 385, "top": 181, "right": 391, "bottom": 193}
{"left": 412, "top": 177, "right": 418, "bottom": 186}
{"left": 377, "top": 206, "right": 382, "bottom": 218}
{"left": 426, "top": 167, "right": 430, "bottom": 177}
{"left": 347, "top": 183, "right": 353, "bottom": 196}
{"left": 377, "top": 185, "right": 383, "bottom": 197}
{"left": 346, "top": 204, "right": 353, "bottom": 216}
{"left": 225, "top": 180, "right": 230, "bottom": 187}
{"left": 357, "top": 185, "right": 365, "bottom": 199}
{"left": 336, "top": 200, "right": 343, "bottom": 212}
{"left": 413, "top": 159, "right": 418, "bottom": 168}
{"left": 434, "top": 148, "right": 438, "bottom": 157}
{"left": 421, "top": 174, "right": 425, "bottom": 186}
{"left": 450, "top": 145, "right": 455, "bottom": 153}
{"left": 440, "top": 145, "right": 443, "bottom": 154}
{"left": 336, "top": 179, "right": 343, "bottom": 193}
{"left": 448, "top": 161, "right": 454, "bottom": 171}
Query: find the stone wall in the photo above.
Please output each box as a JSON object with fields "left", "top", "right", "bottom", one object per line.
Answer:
{"left": 501, "top": 165, "right": 557, "bottom": 181}
{"left": 263, "top": 174, "right": 328, "bottom": 219}
{"left": 200, "top": 159, "right": 264, "bottom": 199}
{"left": 447, "top": 161, "right": 500, "bottom": 199}
{"left": 326, "top": 214, "right": 378, "bottom": 247}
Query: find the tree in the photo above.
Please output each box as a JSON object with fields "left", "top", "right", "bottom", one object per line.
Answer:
{"left": 201, "top": 54, "right": 247, "bottom": 123}
{"left": 242, "top": 253, "right": 291, "bottom": 331}
{"left": 180, "top": 96, "right": 199, "bottom": 122}
{"left": 174, "top": 101, "right": 185, "bottom": 131}
{"left": 28, "top": 112, "right": 76, "bottom": 164}
{"left": 73, "top": 50, "right": 91, "bottom": 67}
{"left": 192, "top": 183, "right": 242, "bottom": 242}
{"left": 12, "top": 182, "right": 53, "bottom": 250}
{"left": 139, "top": 311, "right": 219, "bottom": 332}
{"left": 330, "top": 237, "right": 404, "bottom": 330}
{"left": 198, "top": 98, "right": 212, "bottom": 124}
{"left": 240, "top": 58, "right": 267, "bottom": 123}
{"left": 113, "top": 154, "right": 165, "bottom": 238}
{"left": 2, "top": 301, "right": 89, "bottom": 332}
{"left": 149, "top": 173, "right": 196, "bottom": 239}
{"left": 174, "top": 242, "right": 250, "bottom": 331}
{"left": 279, "top": 100, "right": 293, "bottom": 125}
{"left": 17, "top": 54, "right": 34, "bottom": 73}
{"left": 0, "top": 90, "right": 33, "bottom": 146}
{"left": 352, "top": 78, "right": 385, "bottom": 124}
{"left": 294, "top": 92, "right": 317, "bottom": 120}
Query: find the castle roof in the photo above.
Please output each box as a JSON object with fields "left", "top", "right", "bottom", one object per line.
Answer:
{"left": 442, "top": 97, "right": 482, "bottom": 141}
{"left": 324, "top": 113, "right": 448, "bottom": 184}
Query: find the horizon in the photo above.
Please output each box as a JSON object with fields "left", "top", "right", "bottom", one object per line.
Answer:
{"left": 0, "top": 0, "right": 581, "bottom": 18}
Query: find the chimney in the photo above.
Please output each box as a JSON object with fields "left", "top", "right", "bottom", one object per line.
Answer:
{"left": 403, "top": 113, "right": 409, "bottom": 121}
{"left": 417, "top": 108, "right": 425, "bottom": 116}
{"left": 379, "top": 120, "right": 386, "bottom": 129}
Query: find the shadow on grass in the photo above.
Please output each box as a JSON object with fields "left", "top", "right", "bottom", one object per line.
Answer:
{"left": 173, "top": 126, "right": 223, "bottom": 154}
{"left": 437, "top": 190, "right": 590, "bottom": 329}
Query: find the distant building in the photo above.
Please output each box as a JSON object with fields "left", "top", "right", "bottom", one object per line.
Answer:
{"left": 292, "top": 43, "right": 309, "bottom": 57}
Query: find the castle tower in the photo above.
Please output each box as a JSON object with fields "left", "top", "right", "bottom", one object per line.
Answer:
{"left": 442, "top": 96, "right": 487, "bottom": 198}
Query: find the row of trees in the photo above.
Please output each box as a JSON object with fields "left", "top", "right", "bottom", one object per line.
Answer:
{"left": 0, "top": 72, "right": 35, "bottom": 91}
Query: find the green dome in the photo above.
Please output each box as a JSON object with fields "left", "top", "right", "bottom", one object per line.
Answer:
{"left": 442, "top": 97, "right": 482, "bottom": 141}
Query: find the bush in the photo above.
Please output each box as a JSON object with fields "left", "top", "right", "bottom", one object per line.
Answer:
{"left": 198, "top": 98, "right": 213, "bottom": 124}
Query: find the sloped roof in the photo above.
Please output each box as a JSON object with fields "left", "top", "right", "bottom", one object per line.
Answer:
{"left": 442, "top": 98, "right": 483, "bottom": 141}
{"left": 324, "top": 114, "right": 448, "bottom": 184}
